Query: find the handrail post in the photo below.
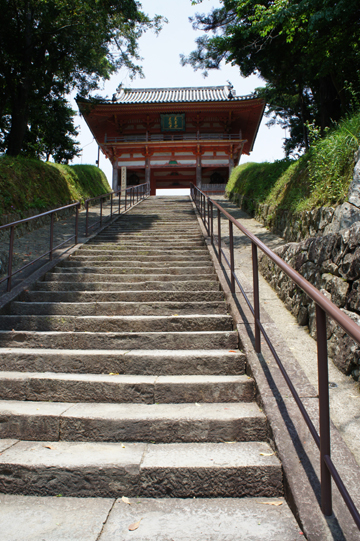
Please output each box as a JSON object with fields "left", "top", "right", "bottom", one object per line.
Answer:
{"left": 50, "top": 212, "right": 54, "bottom": 261}
{"left": 100, "top": 198, "right": 103, "bottom": 227}
{"left": 229, "top": 220, "right": 235, "bottom": 293}
{"left": 125, "top": 189, "right": 127, "bottom": 211}
{"left": 252, "top": 242, "right": 261, "bottom": 353}
{"left": 316, "top": 304, "right": 332, "bottom": 516}
{"left": 85, "top": 200, "right": 89, "bottom": 237}
{"left": 75, "top": 204, "right": 79, "bottom": 245}
{"left": 110, "top": 193, "right": 113, "bottom": 218}
{"left": 210, "top": 200, "right": 214, "bottom": 246}
{"left": 218, "top": 207, "right": 222, "bottom": 264}
{"left": 207, "top": 197, "right": 210, "bottom": 235}
{"left": 7, "top": 225, "right": 15, "bottom": 292}
{"left": 118, "top": 190, "right": 120, "bottom": 214}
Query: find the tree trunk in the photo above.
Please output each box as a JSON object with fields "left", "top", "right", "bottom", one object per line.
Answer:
{"left": 6, "top": 87, "right": 29, "bottom": 156}
{"left": 319, "top": 75, "right": 342, "bottom": 133}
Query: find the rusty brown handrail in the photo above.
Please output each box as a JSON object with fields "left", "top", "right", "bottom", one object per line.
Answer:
{"left": 85, "top": 183, "right": 149, "bottom": 237}
{"left": 191, "top": 183, "right": 360, "bottom": 530}
{"left": 0, "top": 201, "right": 80, "bottom": 292}
{"left": 0, "top": 182, "right": 150, "bottom": 293}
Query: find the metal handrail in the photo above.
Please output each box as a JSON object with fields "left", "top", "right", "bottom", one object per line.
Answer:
{"left": 0, "top": 202, "right": 80, "bottom": 293}
{"left": 1, "top": 183, "right": 149, "bottom": 293}
{"left": 84, "top": 183, "right": 149, "bottom": 237}
{"left": 190, "top": 183, "right": 360, "bottom": 530}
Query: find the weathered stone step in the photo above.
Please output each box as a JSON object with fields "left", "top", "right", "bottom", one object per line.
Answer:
{"left": 96, "top": 228, "right": 204, "bottom": 236}
{"left": 78, "top": 246, "right": 208, "bottom": 253}
{"left": 0, "top": 314, "right": 233, "bottom": 333}
{"left": 10, "top": 301, "right": 228, "bottom": 317}
{"left": 52, "top": 266, "right": 215, "bottom": 276}
{"left": 43, "top": 272, "right": 216, "bottom": 283}
{"left": 0, "top": 349, "right": 245, "bottom": 375}
{"left": 0, "top": 373, "right": 254, "bottom": 403}
{"left": 67, "top": 254, "right": 212, "bottom": 263}
{"left": 61, "top": 259, "right": 212, "bottom": 268}
{"left": 33, "top": 279, "right": 220, "bottom": 292}
{"left": 0, "top": 440, "right": 282, "bottom": 499}
{"left": 0, "top": 494, "right": 302, "bottom": 541}
{"left": 88, "top": 240, "right": 205, "bottom": 248}
{"left": 20, "top": 290, "right": 224, "bottom": 304}
{"left": 0, "top": 330, "right": 238, "bottom": 350}
{"left": 0, "top": 401, "right": 267, "bottom": 443}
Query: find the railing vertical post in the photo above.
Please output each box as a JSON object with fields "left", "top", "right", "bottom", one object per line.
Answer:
{"left": 210, "top": 201, "right": 214, "bottom": 246}
{"left": 252, "top": 242, "right": 261, "bottom": 353}
{"left": 125, "top": 190, "right": 127, "bottom": 211}
{"left": 207, "top": 197, "right": 210, "bottom": 235}
{"left": 110, "top": 193, "right": 113, "bottom": 218}
{"left": 217, "top": 207, "right": 222, "bottom": 264}
{"left": 75, "top": 204, "right": 79, "bottom": 245}
{"left": 49, "top": 212, "right": 54, "bottom": 261}
{"left": 316, "top": 304, "right": 332, "bottom": 516}
{"left": 229, "top": 220, "right": 235, "bottom": 293}
{"left": 85, "top": 200, "right": 89, "bottom": 237}
{"left": 7, "top": 225, "right": 15, "bottom": 292}
{"left": 118, "top": 190, "right": 120, "bottom": 214}
{"left": 100, "top": 198, "right": 103, "bottom": 227}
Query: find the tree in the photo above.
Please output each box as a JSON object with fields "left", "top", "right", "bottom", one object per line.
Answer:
{"left": 0, "top": 0, "right": 164, "bottom": 156}
{"left": 22, "top": 95, "right": 81, "bottom": 163}
{"left": 183, "top": 0, "right": 360, "bottom": 154}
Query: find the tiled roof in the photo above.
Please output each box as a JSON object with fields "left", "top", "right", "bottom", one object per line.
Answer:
{"left": 113, "top": 86, "right": 253, "bottom": 104}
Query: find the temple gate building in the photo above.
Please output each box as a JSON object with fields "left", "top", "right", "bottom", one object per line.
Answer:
{"left": 77, "top": 85, "right": 265, "bottom": 195}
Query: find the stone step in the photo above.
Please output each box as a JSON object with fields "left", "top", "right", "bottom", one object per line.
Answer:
{"left": 0, "top": 494, "right": 301, "bottom": 541}
{"left": 33, "top": 279, "right": 220, "bottom": 292}
{"left": 61, "top": 259, "right": 212, "bottom": 268}
{"left": 78, "top": 246, "right": 208, "bottom": 254}
{"left": 10, "top": 301, "right": 228, "bottom": 316}
{"left": 0, "top": 373, "right": 254, "bottom": 403}
{"left": 20, "top": 290, "right": 224, "bottom": 304}
{"left": 43, "top": 272, "right": 216, "bottom": 283}
{"left": 52, "top": 266, "right": 215, "bottom": 276}
{"left": 96, "top": 229, "right": 204, "bottom": 236}
{"left": 0, "top": 330, "right": 238, "bottom": 350}
{"left": 88, "top": 240, "right": 206, "bottom": 247}
{"left": 0, "top": 401, "right": 267, "bottom": 443}
{"left": 0, "top": 349, "right": 245, "bottom": 375}
{"left": 67, "top": 254, "right": 212, "bottom": 263}
{"left": 0, "top": 314, "right": 233, "bottom": 333}
{"left": 0, "top": 440, "right": 282, "bottom": 499}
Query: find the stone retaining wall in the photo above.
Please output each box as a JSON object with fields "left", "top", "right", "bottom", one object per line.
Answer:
{"left": 259, "top": 225, "right": 360, "bottom": 381}
{"left": 228, "top": 148, "right": 360, "bottom": 243}
{"left": 227, "top": 149, "right": 360, "bottom": 381}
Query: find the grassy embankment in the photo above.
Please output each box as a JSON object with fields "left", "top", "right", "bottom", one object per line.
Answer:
{"left": 226, "top": 111, "right": 360, "bottom": 214}
{"left": 0, "top": 156, "right": 111, "bottom": 218}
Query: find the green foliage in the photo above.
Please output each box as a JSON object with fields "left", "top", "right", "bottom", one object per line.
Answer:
{"left": 183, "top": 0, "right": 360, "bottom": 154}
{"left": 20, "top": 96, "right": 81, "bottom": 163}
{"left": 0, "top": 0, "right": 166, "bottom": 156}
{"left": 0, "top": 156, "right": 111, "bottom": 216}
{"left": 226, "top": 111, "right": 360, "bottom": 213}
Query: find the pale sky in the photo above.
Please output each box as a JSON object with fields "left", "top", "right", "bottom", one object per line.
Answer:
{"left": 70, "top": 0, "right": 286, "bottom": 187}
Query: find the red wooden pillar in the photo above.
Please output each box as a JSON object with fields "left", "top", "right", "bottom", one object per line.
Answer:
{"left": 150, "top": 172, "right": 156, "bottom": 195}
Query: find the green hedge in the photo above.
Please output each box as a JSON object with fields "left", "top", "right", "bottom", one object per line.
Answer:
{"left": 0, "top": 157, "right": 111, "bottom": 216}
{"left": 226, "top": 111, "right": 360, "bottom": 213}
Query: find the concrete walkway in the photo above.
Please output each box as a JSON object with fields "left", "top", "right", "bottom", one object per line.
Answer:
{"left": 212, "top": 196, "right": 360, "bottom": 467}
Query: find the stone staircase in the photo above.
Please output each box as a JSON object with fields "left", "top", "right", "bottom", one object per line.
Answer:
{"left": 0, "top": 197, "right": 301, "bottom": 538}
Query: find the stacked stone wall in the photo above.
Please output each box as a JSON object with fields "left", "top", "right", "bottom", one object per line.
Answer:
{"left": 253, "top": 149, "right": 360, "bottom": 380}
{"left": 259, "top": 228, "right": 360, "bottom": 380}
